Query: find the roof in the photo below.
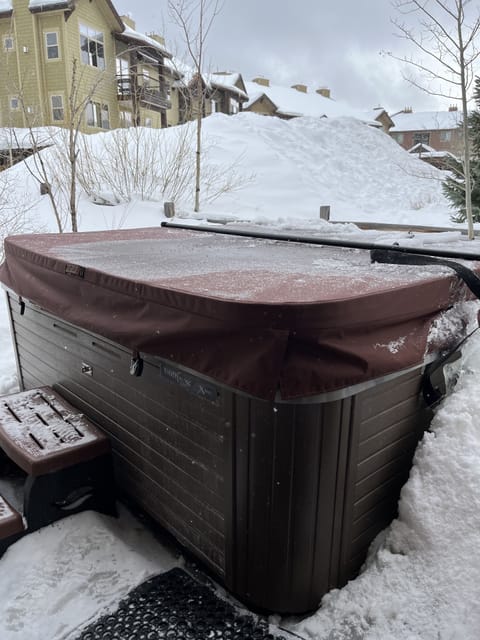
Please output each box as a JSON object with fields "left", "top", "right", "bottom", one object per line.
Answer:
{"left": 116, "top": 23, "right": 172, "bottom": 59}
{"left": 209, "top": 73, "right": 248, "bottom": 101}
{"left": 408, "top": 142, "right": 456, "bottom": 159}
{"left": 172, "top": 66, "right": 248, "bottom": 100}
{"left": 28, "top": 0, "right": 71, "bottom": 9}
{"left": 244, "top": 81, "right": 373, "bottom": 122}
{"left": 0, "top": 127, "right": 60, "bottom": 150}
{"left": 391, "top": 110, "right": 463, "bottom": 132}
{"left": 364, "top": 107, "right": 394, "bottom": 128}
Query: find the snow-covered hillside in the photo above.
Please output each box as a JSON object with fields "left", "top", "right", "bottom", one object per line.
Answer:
{"left": 2, "top": 113, "right": 455, "bottom": 234}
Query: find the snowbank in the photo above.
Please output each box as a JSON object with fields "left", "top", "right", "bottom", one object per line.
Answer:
{"left": 1, "top": 113, "right": 455, "bottom": 234}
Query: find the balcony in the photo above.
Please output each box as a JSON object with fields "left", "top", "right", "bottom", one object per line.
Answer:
{"left": 116, "top": 76, "right": 171, "bottom": 111}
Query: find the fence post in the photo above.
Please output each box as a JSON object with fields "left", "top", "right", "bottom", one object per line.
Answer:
{"left": 320, "top": 205, "right": 330, "bottom": 221}
{"left": 164, "top": 202, "right": 175, "bottom": 218}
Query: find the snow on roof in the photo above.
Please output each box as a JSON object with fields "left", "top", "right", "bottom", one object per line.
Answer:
{"left": 208, "top": 73, "right": 248, "bottom": 100}
{"left": 391, "top": 110, "right": 463, "bottom": 132}
{"left": 169, "top": 66, "right": 248, "bottom": 100}
{"left": 244, "top": 81, "right": 373, "bottom": 122}
{"left": 0, "top": 0, "right": 12, "bottom": 13}
{"left": 28, "top": 0, "right": 69, "bottom": 8}
{"left": 0, "top": 127, "right": 60, "bottom": 150}
{"left": 119, "top": 24, "right": 172, "bottom": 58}
{"left": 363, "top": 107, "right": 392, "bottom": 127}
{"left": 408, "top": 142, "right": 455, "bottom": 159}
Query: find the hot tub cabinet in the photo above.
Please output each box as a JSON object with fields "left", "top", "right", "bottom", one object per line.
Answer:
{"left": 0, "top": 226, "right": 470, "bottom": 613}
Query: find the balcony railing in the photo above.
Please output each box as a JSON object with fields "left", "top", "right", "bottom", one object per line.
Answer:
{"left": 116, "top": 76, "right": 171, "bottom": 110}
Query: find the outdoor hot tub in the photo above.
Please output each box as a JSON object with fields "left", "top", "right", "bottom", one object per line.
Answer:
{"left": 0, "top": 224, "right": 475, "bottom": 613}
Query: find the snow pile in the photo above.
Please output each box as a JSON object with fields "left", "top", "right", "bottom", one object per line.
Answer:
{"left": 1, "top": 112, "right": 454, "bottom": 234}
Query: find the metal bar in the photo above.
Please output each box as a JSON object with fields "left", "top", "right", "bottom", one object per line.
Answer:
{"left": 160, "top": 221, "right": 480, "bottom": 261}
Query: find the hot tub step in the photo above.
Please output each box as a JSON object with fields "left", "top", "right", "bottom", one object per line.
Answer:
{"left": 0, "top": 387, "right": 116, "bottom": 538}
{"left": 0, "top": 387, "right": 111, "bottom": 476}
{"left": 0, "top": 494, "right": 25, "bottom": 552}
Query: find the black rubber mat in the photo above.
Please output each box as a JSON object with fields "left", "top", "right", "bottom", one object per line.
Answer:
{"left": 76, "top": 567, "right": 288, "bottom": 639}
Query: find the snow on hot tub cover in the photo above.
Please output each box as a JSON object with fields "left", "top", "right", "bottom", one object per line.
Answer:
{"left": 0, "top": 226, "right": 471, "bottom": 400}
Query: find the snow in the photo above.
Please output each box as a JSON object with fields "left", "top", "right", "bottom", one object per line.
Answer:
{"left": 209, "top": 72, "right": 248, "bottom": 100}
{"left": 28, "top": 0, "right": 68, "bottom": 7}
{"left": 2, "top": 112, "right": 456, "bottom": 232}
{"left": 0, "top": 127, "right": 60, "bottom": 150}
{"left": 1, "top": 112, "right": 480, "bottom": 639}
{"left": 120, "top": 24, "right": 171, "bottom": 57}
{"left": 244, "top": 81, "right": 373, "bottom": 121}
{"left": 391, "top": 110, "right": 463, "bottom": 132}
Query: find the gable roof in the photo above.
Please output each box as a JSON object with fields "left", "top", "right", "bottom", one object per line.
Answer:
{"left": 116, "top": 23, "right": 172, "bottom": 59}
{"left": 209, "top": 72, "right": 248, "bottom": 100}
{"left": 391, "top": 110, "right": 463, "bottom": 132}
{"left": 408, "top": 142, "right": 455, "bottom": 159}
{"left": 365, "top": 107, "right": 394, "bottom": 129}
{"left": 208, "top": 72, "right": 248, "bottom": 100}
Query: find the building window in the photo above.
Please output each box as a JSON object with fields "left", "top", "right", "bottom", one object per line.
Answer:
{"left": 413, "top": 132, "right": 430, "bottom": 146}
{"left": 9, "top": 96, "right": 19, "bottom": 110}
{"left": 229, "top": 99, "right": 239, "bottom": 115}
{"left": 393, "top": 132, "right": 404, "bottom": 144}
{"left": 4, "top": 35, "right": 14, "bottom": 52}
{"left": 440, "top": 130, "right": 452, "bottom": 142}
{"left": 120, "top": 110, "right": 133, "bottom": 128}
{"left": 145, "top": 117, "right": 152, "bottom": 127}
{"left": 45, "top": 32, "right": 59, "bottom": 59}
{"left": 80, "top": 24, "right": 105, "bottom": 69}
{"left": 116, "top": 58, "right": 130, "bottom": 96}
{"left": 51, "top": 95, "right": 64, "bottom": 121}
{"left": 86, "top": 101, "right": 110, "bottom": 128}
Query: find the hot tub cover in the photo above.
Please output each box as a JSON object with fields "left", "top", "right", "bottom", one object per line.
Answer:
{"left": 0, "top": 226, "right": 473, "bottom": 400}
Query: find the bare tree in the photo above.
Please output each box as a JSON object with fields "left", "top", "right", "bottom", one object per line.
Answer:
{"left": 0, "top": 172, "right": 45, "bottom": 260}
{"left": 390, "top": 0, "right": 480, "bottom": 239}
{"left": 168, "top": 0, "right": 222, "bottom": 212}
{"left": 9, "top": 58, "right": 109, "bottom": 232}
{"left": 59, "top": 58, "right": 110, "bottom": 231}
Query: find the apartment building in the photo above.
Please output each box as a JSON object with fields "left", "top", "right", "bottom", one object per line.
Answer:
{"left": 0, "top": 0, "right": 173, "bottom": 131}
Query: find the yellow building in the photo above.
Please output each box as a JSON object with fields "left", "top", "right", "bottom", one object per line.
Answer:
{"left": 0, "top": 0, "right": 173, "bottom": 132}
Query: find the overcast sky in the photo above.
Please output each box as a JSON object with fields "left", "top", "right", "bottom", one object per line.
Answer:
{"left": 117, "top": 0, "right": 475, "bottom": 113}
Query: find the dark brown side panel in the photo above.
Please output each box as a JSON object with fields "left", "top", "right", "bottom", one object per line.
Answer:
{"left": 8, "top": 294, "right": 229, "bottom": 577}
{"left": 228, "top": 397, "right": 352, "bottom": 613}
{"left": 338, "top": 369, "right": 432, "bottom": 584}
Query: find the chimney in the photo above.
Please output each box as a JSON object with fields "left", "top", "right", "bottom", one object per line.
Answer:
{"left": 316, "top": 87, "right": 331, "bottom": 99}
{"left": 147, "top": 33, "right": 165, "bottom": 46}
{"left": 252, "top": 77, "right": 270, "bottom": 87}
{"left": 403, "top": 106, "right": 413, "bottom": 113}
{"left": 291, "top": 84, "right": 307, "bottom": 93}
{"left": 121, "top": 14, "right": 136, "bottom": 30}
{"left": 449, "top": 104, "right": 458, "bottom": 112}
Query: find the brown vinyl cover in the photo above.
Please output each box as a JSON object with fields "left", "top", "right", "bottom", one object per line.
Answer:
{"left": 0, "top": 226, "right": 471, "bottom": 400}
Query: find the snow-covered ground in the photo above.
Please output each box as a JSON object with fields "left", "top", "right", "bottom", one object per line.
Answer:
{"left": 1, "top": 113, "right": 480, "bottom": 640}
